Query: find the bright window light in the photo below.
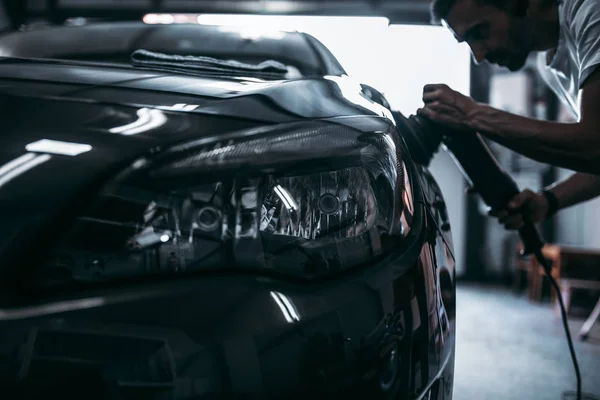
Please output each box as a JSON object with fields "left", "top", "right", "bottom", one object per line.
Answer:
{"left": 193, "top": 15, "right": 468, "bottom": 116}
{"left": 25, "top": 139, "right": 92, "bottom": 156}
{"left": 196, "top": 14, "right": 389, "bottom": 31}
{"left": 196, "top": 15, "right": 390, "bottom": 55}
{"left": 217, "top": 25, "right": 286, "bottom": 40}
{"left": 382, "top": 25, "right": 471, "bottom": 115}
{"left": 143, "top": 13, "right": 175, "bottom": 24}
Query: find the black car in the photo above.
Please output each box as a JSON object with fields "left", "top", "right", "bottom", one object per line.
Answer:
{"left": 0, "top": 21, "right": 456, "bottom": 399}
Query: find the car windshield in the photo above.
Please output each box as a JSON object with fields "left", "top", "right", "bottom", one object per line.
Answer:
{"left": 0, "top": 21, "right": 330, "bottom": 78}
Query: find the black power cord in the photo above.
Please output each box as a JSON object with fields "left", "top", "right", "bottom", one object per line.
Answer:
{"left": 532, "top": 248, "right": 599, "bottom": 400}
{"left": 533, "top": 248, "right": 581, "bottom": 400}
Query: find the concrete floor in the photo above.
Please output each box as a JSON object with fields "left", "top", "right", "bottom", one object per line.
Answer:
{"left": 454, "top": 283, "right": 600, "bottom": 400}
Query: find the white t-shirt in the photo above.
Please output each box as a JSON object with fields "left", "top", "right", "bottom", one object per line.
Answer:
{"left": 536, "top": 0, "right": 600, "bottom": 120}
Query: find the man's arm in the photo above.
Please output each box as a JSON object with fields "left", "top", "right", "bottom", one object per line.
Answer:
{"left": 548, "top": 172, "right": 600, "bottom": 210}
{"left": 468, "top": 67, "right": 600, "bottom": 174}
{"left": 417, "top": 67, "right": 600, "bottom": 174}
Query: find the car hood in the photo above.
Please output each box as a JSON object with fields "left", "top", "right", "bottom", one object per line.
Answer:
{"left": 0, "top": 61, "right": 394, "bottom": 203}
{"left": 0, "top": 58, "right": 390, "bottom": 122}
{"left": 0, "top": 59, "right": 395, "bottom": 194}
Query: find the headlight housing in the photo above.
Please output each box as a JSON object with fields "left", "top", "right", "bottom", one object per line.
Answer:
{"left": 41, "top": 120, "right": 414, "bottom": 286}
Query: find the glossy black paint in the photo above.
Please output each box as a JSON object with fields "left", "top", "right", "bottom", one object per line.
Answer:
{"left": 0, "top": 37, "right": 455, "bottom": 399}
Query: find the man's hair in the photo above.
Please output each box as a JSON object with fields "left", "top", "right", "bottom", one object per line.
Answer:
{"left": 430, "top": 0, "right": 459, "bottom": 24}
{"left": 430, "top": 0, "right": 511, "bottom": 24}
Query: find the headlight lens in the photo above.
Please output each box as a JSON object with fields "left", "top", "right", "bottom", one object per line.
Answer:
{"left": 40, "top": 121, "right": 414, "bottom": 286}
{"left": 262, "top": 168, "right": 376, "bottom": 239}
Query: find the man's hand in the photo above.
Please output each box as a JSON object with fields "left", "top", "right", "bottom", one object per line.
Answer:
{"left": 417, "top": 84, "right": 480, "bottom": 131}
{"left": 489, "top": 189, "right": 550, "bottom": 230}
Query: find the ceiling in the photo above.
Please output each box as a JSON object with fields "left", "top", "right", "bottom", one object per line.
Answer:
{"left": 2, "top": 0, "right": 435, "bottom": 29}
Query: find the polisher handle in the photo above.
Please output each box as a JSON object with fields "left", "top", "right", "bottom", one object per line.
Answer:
{"left": 441, "top": 131, "right": 545, "bottom": 256}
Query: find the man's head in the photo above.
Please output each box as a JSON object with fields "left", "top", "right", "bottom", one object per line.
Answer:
{"left": 431, "top": 0, "right": 551, "bottom": 71}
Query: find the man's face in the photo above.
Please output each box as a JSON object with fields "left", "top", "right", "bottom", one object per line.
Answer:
{"left": 444, "top": 0, "right": 533, "bottom": 71}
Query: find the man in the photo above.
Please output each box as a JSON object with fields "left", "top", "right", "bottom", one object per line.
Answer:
{"left": 419, "top": 0, "right": 600, "bottom": 230}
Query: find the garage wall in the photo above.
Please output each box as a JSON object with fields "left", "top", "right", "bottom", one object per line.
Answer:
{"left": 553, "top": 171, "right": 600, "bottom": 249}
{"left": 579, "top": 197, "right": 600, "bottom": 248}
{"left": 554, "top": 169, "right": 587, "bottom": 246}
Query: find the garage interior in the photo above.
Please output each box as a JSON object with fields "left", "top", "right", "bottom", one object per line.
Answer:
{"left": 1, "top": 0, "right": 600, "bottom": 399}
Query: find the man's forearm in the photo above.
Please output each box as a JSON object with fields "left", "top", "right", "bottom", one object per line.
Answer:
{"left": 547, "top": 172, "right": 600, "bottom": 210}
{"left": 469, "top": 104, "right": 600, "bottom": 174}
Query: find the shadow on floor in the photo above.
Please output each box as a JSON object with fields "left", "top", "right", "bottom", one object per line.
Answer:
{"left": 454, "top": 283, "right": 600, "bottom": 400}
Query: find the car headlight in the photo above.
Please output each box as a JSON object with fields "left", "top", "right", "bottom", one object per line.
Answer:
{"left": 42, "top": 120, "right": 414, "bottom": 285}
